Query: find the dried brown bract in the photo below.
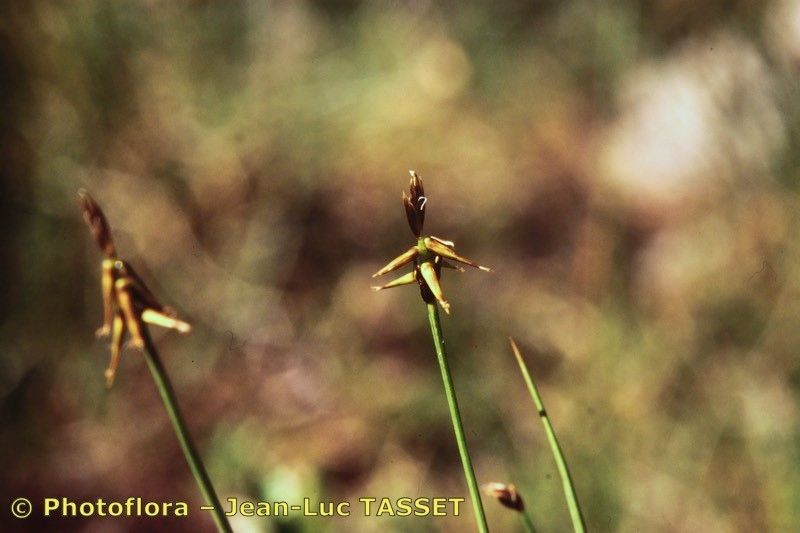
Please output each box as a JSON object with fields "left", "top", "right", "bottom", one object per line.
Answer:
{"left": 402, "top": 170, "right": 426, "bottom": 237}
{"left": 78, "top": 189, "right": 117, "bottom": 258}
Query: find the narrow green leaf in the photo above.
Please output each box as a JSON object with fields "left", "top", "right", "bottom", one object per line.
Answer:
{"left": 510, "top": 338, "right": 587, "bottom": 533}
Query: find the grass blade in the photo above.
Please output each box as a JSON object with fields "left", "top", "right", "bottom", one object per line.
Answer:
{"left": 142, "top": 329, "right": 232, "bottom": 533}
{"left": 520, "top": 509, "right": 538, "bottom": 533}
{"left": 428, "top": 303, "right": 489, "bottom": 532}
{"left": 509, "top": 337, "right": 586, "bottom": 533}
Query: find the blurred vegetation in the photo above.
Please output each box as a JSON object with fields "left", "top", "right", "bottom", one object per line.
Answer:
{"left": 2, "top": 1, "right": 800, "bottom": 531}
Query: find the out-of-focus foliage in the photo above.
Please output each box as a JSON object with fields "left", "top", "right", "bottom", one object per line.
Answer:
{"left": 2, "top": 1, "right": 800, "bottom": 531}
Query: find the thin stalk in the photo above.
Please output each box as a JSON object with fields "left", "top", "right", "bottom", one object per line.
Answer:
{"left": 510, "top": 338, "right": 586, "bottom": 533}
{"left": 426, "top": 303, "right": 489, "bottom": 533}
{"left": 520, "top": 510, "right": 538, "bottom": 533}
{"left": 141, "top": 329, "right": 232, "bottom": 533}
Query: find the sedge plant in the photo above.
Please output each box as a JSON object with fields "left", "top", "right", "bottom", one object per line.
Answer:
{"left": 509, "top": 337, "right": 586, "bottom": 533}
{"left": 372, "top": 172, "right": 491, "bottom": 532}
{"left": 79, "top": 191, "right": 232, "bottom": 533}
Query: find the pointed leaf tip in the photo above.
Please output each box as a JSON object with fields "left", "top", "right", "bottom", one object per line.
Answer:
{"left": 372, "top": 247, "right": 419, "bottom": 277}
{"left": 424, "top": 237, "right": 491, "bottom": 272}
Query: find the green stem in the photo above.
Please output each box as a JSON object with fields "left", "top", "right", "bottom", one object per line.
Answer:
{"left": 141, "top": 329, "right": 232, "bottom": 533}
{"left": 519, "top": 510, "right": 538, "bottom": 533}
{"left": 426, "top": 303, "right": 489, "bottom": 533}
{"left": 510, "top": 338, "right": 586, "bottom": 533}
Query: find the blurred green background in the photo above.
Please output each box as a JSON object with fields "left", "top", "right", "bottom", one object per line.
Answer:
{"left": 2, "top": 1, "right": 800, "bottom": 531}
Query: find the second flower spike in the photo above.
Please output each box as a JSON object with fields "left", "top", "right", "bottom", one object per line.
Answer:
{"left": 372, "top": 171, "right": 491, "bottom": 314}
{"left": 79, "top": 190, "right": 191, "bottom": 386}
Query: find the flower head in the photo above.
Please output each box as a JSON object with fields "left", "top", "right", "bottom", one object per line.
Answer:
{"left": 372, "top": 171, "right": 491, "bottom": 314}
{"left": 79, "top": 190, "right": 190, "bottom": 386}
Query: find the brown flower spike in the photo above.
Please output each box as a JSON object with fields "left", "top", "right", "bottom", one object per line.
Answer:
{"left": 483, "top": 482, "right": 525, "bottom": 512}
{"left": 372, "top": 171, "right": 490, "bottom": 314}
{"left": 79, "top": 190, "right": 191, "bottom": 387}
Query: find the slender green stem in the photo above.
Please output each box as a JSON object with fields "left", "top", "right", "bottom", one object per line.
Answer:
{"left": 519, "top": 510, "right": 538, "bottom": 533}
{"left": 426, "top": 303, "right": 489, "bottom": 533}
{"left": 510, "top": 338, "right": 586, "bottom": 533}
{"left": 141, "top": 329, "right": 232, "bottom": 533}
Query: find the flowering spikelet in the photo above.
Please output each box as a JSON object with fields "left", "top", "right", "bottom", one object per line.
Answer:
{"left": 78, "top": 190, "right": 190, "bottom": 386}
{"left": 372, "top": 171, "right": 490, "bottom": 314}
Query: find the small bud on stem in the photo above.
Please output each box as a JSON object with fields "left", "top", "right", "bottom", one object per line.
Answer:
{"left": 483, "top": 482, "right": 525, "bottom": 512}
